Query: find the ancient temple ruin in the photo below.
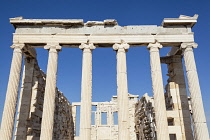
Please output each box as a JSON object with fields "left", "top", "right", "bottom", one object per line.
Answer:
{"left": 0, "top": 15, "right": 209, "bottom": 140}
{"left": 16, "top": 58, "right": 74, "bottom": 140}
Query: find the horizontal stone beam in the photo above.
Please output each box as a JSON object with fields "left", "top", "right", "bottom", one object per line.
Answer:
{"left": 15, "top": 25, "right": 189, "bottom": 35}
{"left": 13, "top": 34, "right": 194, "bottom": 47}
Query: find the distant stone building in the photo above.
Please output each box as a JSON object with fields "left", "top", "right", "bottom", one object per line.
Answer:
{"left": 72, "top": 94, "right": 139, "bottom": 140}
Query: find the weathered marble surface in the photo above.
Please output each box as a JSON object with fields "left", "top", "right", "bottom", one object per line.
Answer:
{"left": 15, "top": 57, "right": 74, "bottom": 140}
{"left": 161, "top": 55, "right": 193, "bottom": 140}
{"left": 148, "top": 42, "right": 170, "bottom": 140}
{"left": 10, "top": 15, "right": 197, "bottom": 47}
{"left": 79, "top": 43, "right": 95, "bottom": 140}
{"left": 73, "top": 94, "right": 139, "bottom": 140}
{"left": 0, "top": 44, "right": 25, "bottom": 140}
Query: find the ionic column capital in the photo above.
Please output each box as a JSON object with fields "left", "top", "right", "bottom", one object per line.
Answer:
{"left": 79, "top": 43, "right": 96, "bottom": 50}
{"left": 10, "top": 43, "right": 25, "bottom": 51}
{"left": 113, "top": 43, "right": 129, "bottom": 52}
{"left": 44, "top": 43, "right": 62, "bottom": 51}
{"left": 147, "top": 42, "right": 163, "bottom": 50}
{"left": 181, "top": 42, "right": 198, "bottom": 50}
{"left": 11, "top": 44, "right": 36, "bottom": 58}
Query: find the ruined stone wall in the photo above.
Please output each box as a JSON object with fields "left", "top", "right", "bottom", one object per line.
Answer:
{"left": 15, "top": 58, "right": 74, "bottom": 140}
{"left": 162, "top": 55, "right": 193, "bottom": 139}
{"left": 135, "top": 94, "right": 156, "bottom": 140}
{"left": 135, "top": 84, "right": 192, "bottom": 140}
{"left": 135, "top": 92, "right": 191, "bottom": 140}
{"left": 54, "top": 91, "right": 74, "bottom": 140}
{"left": 135, "top": 56, "right": 195, "bottom": 140}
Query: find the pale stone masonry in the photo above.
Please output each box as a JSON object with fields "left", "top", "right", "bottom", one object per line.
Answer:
{"left": 161, "top": 55, "right": 193, "bottom": 140}
{"left": 148, "top": 42, "right": 170, "bottom": 140}
{"left": 135, "top": 93, "right": 155, "bottom": 140}
{"left": 0, "top": 14, "right": 209, "bottom": 140}
{"left": 79, "top": 43, "right": 95, "bottom": 140}
{"left": 15, "top": 57, "right": 36, "bottom": 140}
{"left": 181, "top": 43, "right": 209, "bottom": 140}
{"left": 0, "top": 44, "right": 34, "bottom": 140}
{"left": 15, "top": 57, "right": 74, "bottom": 140}
{"left": 72, "top": 94, "right": 139, "bottom": 140}
{"left": 113, "top": 42, "right": 130, "bottom": 140}
{"left": 40, "top": 44, "right": 61, "bottom": 140}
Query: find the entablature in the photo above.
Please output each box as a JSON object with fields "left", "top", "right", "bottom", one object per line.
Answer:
{"left": 10, "top": 15, "right": 198, "bottom": 48}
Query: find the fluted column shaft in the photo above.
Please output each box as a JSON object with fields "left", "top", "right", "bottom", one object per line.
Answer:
{"left": 0, "top": 44, "right": 24, "bottom": 140}
{"left": 40, "top": 43, "right": 61, "bottom": 140}
{"left": 181, "top": 42, "right": 209, "bottom": 140}
{"left": 79, "top": 43, "right": 95, "bottom": 140}
{"left": 113, "top": 43, "right": 130, "bottom": 140}
{"left": 148, "top": 42, "right": 169, "bottom": 140}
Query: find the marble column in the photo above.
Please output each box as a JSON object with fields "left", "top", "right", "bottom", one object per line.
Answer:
{"left": 181, "top": 42, "right": 209, "bottom": 140}
{"left": 147, "top": 42, "right": 169, "bottom": 140}
{"left": 40, "top": 43, "right": 61, "bottom": 140}
{"left": 0, "top": 44, "right": 24, "bottom": 140}
{"left": 79, "top": 43, "right": 95, "bottom": 140}
{"left": 113, "top": 43, "right": 130, "bottom": 140}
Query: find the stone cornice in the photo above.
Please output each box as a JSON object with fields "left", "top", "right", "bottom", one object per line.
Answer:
{"left": 10, "top": 17, "right": 84, "bottom": 28}
{"left": 10, "top": 17, "right": 118, "bottom": 28}
{"left": 162, "top": 14, "right": 198, "bottom": 27}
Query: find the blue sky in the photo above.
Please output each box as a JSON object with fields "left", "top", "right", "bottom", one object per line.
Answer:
{"left": 0, "top": 0, "right": 210, "bottom": 134}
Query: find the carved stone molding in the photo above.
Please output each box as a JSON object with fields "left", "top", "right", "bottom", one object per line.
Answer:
{"left": 79, "top": 43, "right": 96, "bottom": 50}
{"left": 113, "top": 43, "right": 129, "bottom": 52}
{"left": 147, "top": 42, "right": 163, "bottom": 50}
{"left": 10, "top": 43, "right": 25, "bottom": 49}
{"left": 181, "top": 42, "right": 198, "bottom": 49}
{"left": 44, "top": 43, "right": 62, "bottom": 51}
